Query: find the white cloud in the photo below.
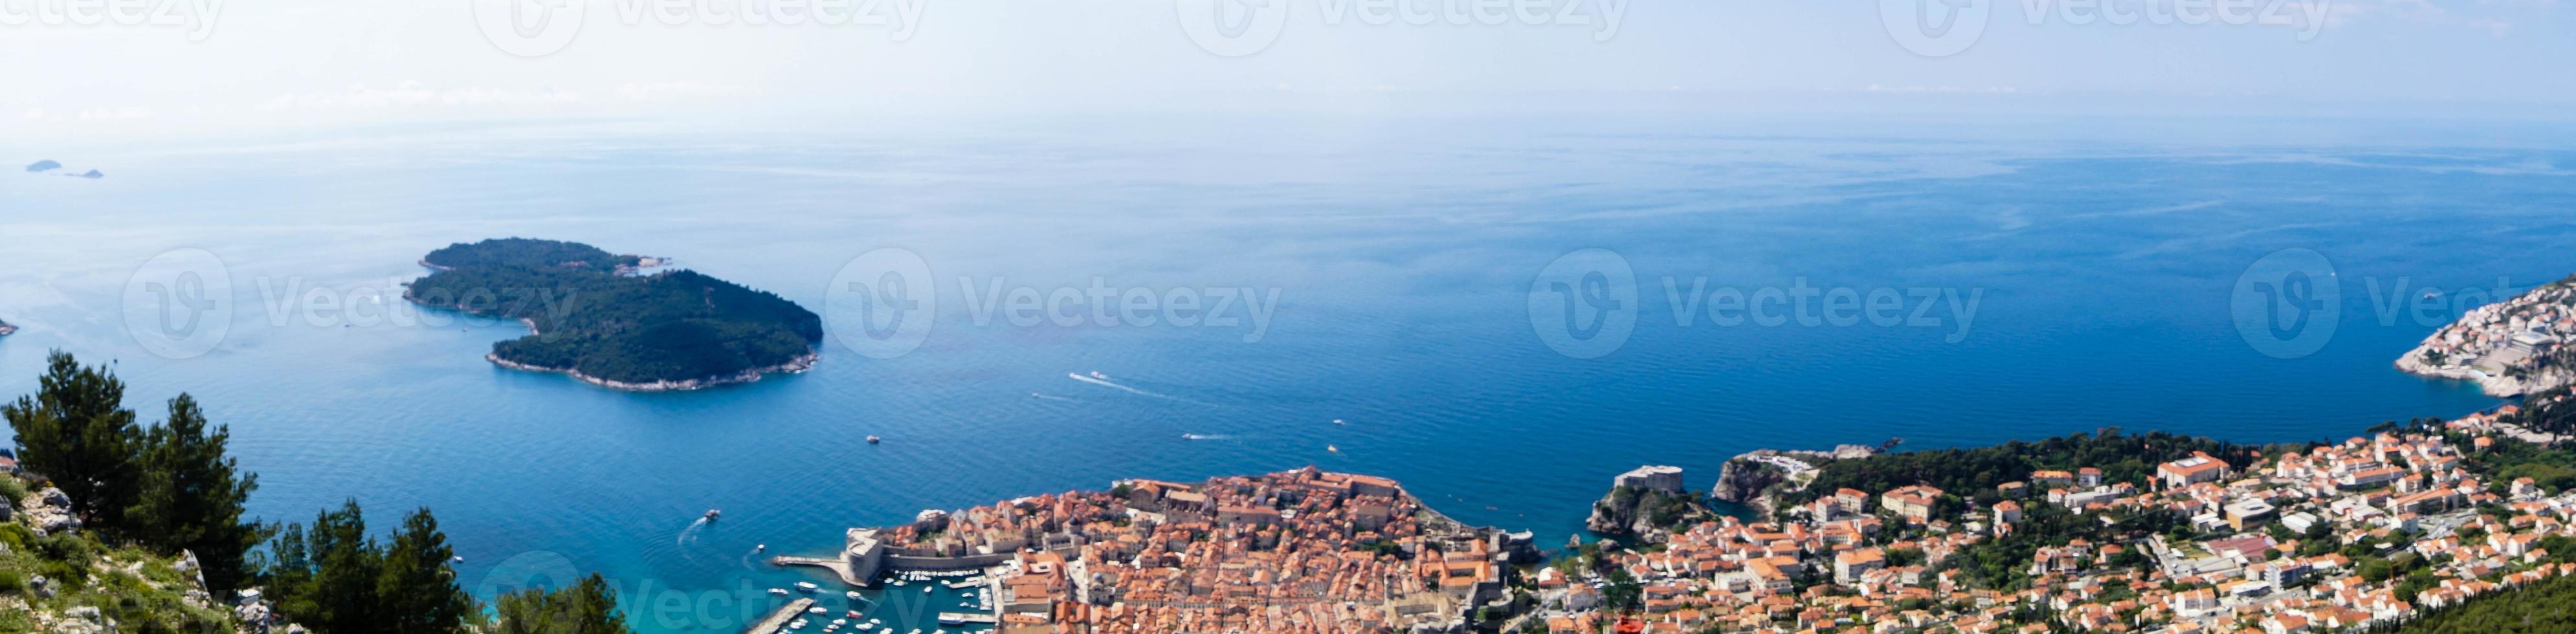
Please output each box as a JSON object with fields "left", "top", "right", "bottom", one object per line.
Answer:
{"left": 614, "top": 82, "right": 741, "bottom": 102}
{"left": 258, "top": 81, "right": 582, "bottom": 111}
{"left": 74, "top": 107, "right": 151, "bottom": 121}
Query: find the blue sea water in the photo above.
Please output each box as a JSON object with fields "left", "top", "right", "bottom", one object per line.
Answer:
{"left": 2, "top": 116, "right": 2571, "bottom": 631}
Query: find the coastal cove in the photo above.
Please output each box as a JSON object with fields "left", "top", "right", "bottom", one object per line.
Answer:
{"left": 2, "top": 122, "right": 2568, "bottom": 633}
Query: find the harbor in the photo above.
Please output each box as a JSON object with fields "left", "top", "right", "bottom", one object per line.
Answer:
{"left": 770, "top": 554, "right": 867, "bottom": 587}
{"left": 742, "top": 597, "right": 814, "bottom": 634}
{"left": 765, "top": 539, "right": 1009, "bottom": 633}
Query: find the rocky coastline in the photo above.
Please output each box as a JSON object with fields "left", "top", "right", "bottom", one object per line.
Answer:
{"left": 2395, "top": 353, "right": 2536, "bottom": 397}
{"left": 485, "top": 351, "right": 817, "bottom": 392}
{"left": 1707, "top": 443, "right": 1886, "bottom": 520}
{"left": 2395, "top": 274, "right": 2576, "bottom": 397}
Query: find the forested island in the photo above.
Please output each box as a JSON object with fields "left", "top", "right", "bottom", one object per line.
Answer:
{"left": 405, "top": 238, "right": 823, "bottom": 391}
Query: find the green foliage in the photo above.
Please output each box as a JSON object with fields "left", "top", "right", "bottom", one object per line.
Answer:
{"left": 1786, "top": 428, "right": 2255, "bottom": 507}
{"left": 5, "top": 352, "right": 269, "bottom": 599}
{"left": 0, "top": 356, "right": 612, "bottom": 633}
{"left": 0, "top": 512, "right": 230, "bottom": 633}
{"left": 423, "top": 237, "right": 638, "bottom": 271}
{"left": 5, "top": 351, "right": 144, "bottom": 525}
{"left": 2461, "top": 433, "right": 2576, "bottom": 494}
{"left": 2370, "top": 571, "right": 2576, "bottom": 633}
{"left": 406, "top": 239, "right": 820, "bottom": 385}
{"left": 122, "top": 393, "right": 271, "bottom": 598}
{"left": 2506, "top": 387, "right": 2576, "bottom": 437}
{"left": 258, "top": 500, "right": 480, "bottom": 634}
{"left": 1599, "top": 566, "right": 1642, "bottom": 611}
{"left": 1944, "top": 501, "right": 2182, "bottom": 591}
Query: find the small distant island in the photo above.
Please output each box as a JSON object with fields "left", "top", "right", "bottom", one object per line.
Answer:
{"left": 0, "top": 318, "right": 17, "bottom": 336}
{"left": 404, "top": 238, "right": 823, "bottom": 391}
{"left": 23, "top": 159, "right": 101, "bottom": 178}
{"left": 2398, "top": 274, "right": 2576, "bottom": 396}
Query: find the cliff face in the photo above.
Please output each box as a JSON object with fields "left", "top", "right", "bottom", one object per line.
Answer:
{"left": 1584, "top": 486, "right": 1646, "bottom": 538}
{"left": 1584, "top": 485, "right": 1704, "bottom": 543}
{"left": 1711, "top": 458, "right": 1785, "bottom": 504}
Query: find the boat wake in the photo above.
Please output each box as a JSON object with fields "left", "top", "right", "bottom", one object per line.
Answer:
{"left": 1030, "top": 392, "right": 1078, "bottom": 402}
{"left": 1180, "top": 433, "right": 1234, "bottom": 441}
{"left": 677, "top": 517, "right": 709, "bottom": 547}
{"left": 1067, "top": 371, "right": 1203, "bottom": 404}
{"left": 674, "top": 518, "right": 711, "bottom": 562}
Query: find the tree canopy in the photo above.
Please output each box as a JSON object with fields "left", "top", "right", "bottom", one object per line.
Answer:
{"left": 406, "top": 238, "right": 821, "bottom": 385}
{"left": 258, "top": 501, "right": 478, "bottom": 634}
{"left": 5, "top": 352, "right": 142, "bottom": 525}
{"left": 491, "top": 573, "right": 630, "bottom": 634}
{"left": 2, "top": 352, "right": 632, "bottom": 633}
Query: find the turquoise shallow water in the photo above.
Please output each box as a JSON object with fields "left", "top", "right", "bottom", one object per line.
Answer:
{"left": 1, "top": 117, "right": 2566, "bottom": 631}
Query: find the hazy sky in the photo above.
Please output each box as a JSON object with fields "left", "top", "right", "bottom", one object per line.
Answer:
{"left": 3, "top": 0, "right": 2568, "bottom": 140}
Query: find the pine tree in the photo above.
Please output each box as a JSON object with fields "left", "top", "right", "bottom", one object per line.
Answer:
{"left": 124, "top": 393, "right": 271, "bottom": 597}
{"left": 379, "top": 508, "right": 476, "bottom": 634}
{"left": 491, "top": 573, "right": 629, "bottom": 634}
{"left": 3, "top": 351, "right": 142, "bottom": 526}
{"left": 308, "top": 500, "right": 386, "bottom": 634}
{"left": 261, "top": 501, "right": 480, "bottom": 634}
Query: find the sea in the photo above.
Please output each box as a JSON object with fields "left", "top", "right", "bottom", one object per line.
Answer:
{"left": 3, "top": 115, "right": 2572, "bottom": 632}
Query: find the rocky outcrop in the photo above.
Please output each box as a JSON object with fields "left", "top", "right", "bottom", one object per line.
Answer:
{"left": 1708, "top": 443, "right": 1887, "bottom": 521}
{"left": 1712, "top": 458, "right": 1786, "bottom": 504}
{"left": 485, "top": 351, "right": 817, "bottom": 391}
{"left": 20, "top": 486, "right": 82, "bottom": 536}
{"left": 38, "top": 605, "right": 116, "bottom": 634}
{"left": 1585, "top": 482, "right": 1706, "bottom": 544}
